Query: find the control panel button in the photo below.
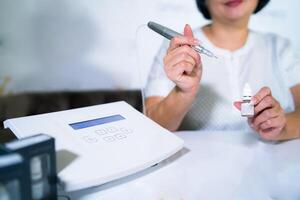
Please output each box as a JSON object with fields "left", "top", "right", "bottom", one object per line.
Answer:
{"left": 115, "top": 134, "right": 127, "bottom": 140}
{"left": 95, "top": 129, "right": 108, "bottom": 136}
{"left": 103, "top": 136, "right": 115, "bottom": 142}
{"left": 120, "top": 127, "right": 133, "bottom": 134}
{"left": 106, "top": 126, "right": 118, "bottom": 133}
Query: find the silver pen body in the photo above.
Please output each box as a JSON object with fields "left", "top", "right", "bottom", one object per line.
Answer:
{"left": 147, "top": 21, "right": 217, "bottom": 59}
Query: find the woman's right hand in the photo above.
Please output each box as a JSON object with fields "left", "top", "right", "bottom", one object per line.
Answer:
{"left": 163, "top": 24, "right": 202, "bottom": 98}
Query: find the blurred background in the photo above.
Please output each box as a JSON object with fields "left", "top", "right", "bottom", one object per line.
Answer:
{"left": 0, "top": 0, "right": 299, "bottom": 125}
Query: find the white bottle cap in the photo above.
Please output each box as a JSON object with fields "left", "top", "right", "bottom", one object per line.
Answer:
{"left": 243, "top": 83, "right": 252, "bottom": 98}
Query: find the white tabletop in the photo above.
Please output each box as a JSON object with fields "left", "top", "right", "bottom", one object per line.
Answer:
{"left": 59, "top": 131, "right": 300, "bottom": 200}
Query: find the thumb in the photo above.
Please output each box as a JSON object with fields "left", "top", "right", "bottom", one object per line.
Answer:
{"left": 184, "top": 24, "right": 194, "bottom": 38}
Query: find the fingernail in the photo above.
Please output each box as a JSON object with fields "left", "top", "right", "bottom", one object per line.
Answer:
{"left": 193, "top": 39, "right": 199, "bottom": 44}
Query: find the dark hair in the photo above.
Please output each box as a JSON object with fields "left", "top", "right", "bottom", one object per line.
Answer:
{"left": 196, "top": 0, "right": 270, "bottom": 20}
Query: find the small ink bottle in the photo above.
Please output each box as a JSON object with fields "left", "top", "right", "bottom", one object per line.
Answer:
{"left": 241, "top": 83, "right": 254, "bottom": 117}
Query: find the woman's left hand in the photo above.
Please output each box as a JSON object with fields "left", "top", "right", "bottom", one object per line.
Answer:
{"left": 234, "top": 87, "right": 287, "bottom": 140}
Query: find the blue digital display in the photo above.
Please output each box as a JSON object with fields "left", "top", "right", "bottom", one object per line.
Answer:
{"left": 69, "top": 114, "right": 125, "bottom": 130}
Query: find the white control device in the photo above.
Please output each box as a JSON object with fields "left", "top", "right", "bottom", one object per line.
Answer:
{"left": 4, "top": 101, "right": 184, "bottom": 192}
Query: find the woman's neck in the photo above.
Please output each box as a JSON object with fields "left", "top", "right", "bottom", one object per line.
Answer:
{"left": 202, "top": 21, "right": 249, "bottom": 51}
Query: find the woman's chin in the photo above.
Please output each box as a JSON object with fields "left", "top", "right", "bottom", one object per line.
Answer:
{"left": 221, "top": 12, "right": 249, "bottom": 23}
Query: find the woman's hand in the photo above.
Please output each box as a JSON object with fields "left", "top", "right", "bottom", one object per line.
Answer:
{"left": 234, "top": 87, "right": 287, "bottom": 140}
{"left": 145, "top": 24, "right": 203, "bottom": 131}
{"left": 164, "top": 24, "right": 202, "bottom": 98}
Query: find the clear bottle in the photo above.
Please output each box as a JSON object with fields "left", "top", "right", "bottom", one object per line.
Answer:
{"left": 241, "top": 83, "right": 254, "bottom": 117}
{"left": 0, "top": 183, "right": 10, "bottom": 200}
{"left": 30, "top": 155, "right": 50, "bottom": 200}
{"left": 31, "top": 156, "right": 44, "bottom": 200}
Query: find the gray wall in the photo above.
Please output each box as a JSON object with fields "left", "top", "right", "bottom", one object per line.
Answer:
{"left": 0, "top": 0, "right": 299, "bottom": 95}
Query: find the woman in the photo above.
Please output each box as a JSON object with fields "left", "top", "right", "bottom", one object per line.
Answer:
{"left": 145, "top": 0, "right": 300, "bottom": 141}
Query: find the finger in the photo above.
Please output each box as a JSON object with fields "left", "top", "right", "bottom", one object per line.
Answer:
{"left": 170, "top": 63, "right": 195, "bottom": 82}
{"left": 247, "top": 117, "right": 254, "bottom": 125}
{"left": 233, "top": 101, "right": 242, "bottom": 110}
{"left": 254, "top": 95, "right": 276, "bottom": 114}
{"left": 194, "top": 63, "right": 202, "bottom": 77}
{"left": 165, "top": 53, "right": 195, "bottom": 72}
{"left": 166, "top": 45, "right": 200, "bottom": 67}
{"left": 165, "top": 47, "right": 197, "bottom": 67}
{"left": 259, "top": 115, "right": 285, "bottom": 130}
{"left": 174, "top": 62, "right": 195, "bottom": 75}
{"left": 248, "top": 117, "right": 261, "bottom": 133}
{"left": 168, "top": 36, "right": 199, "bottom": 53}
{"left": 187, "top": 59, "right": 202, "bottom": 77}
{"left": 165, "top": 56, "right": 199, "bottom": 81}
{"left": 258, "top": 127, "right": 283, "bottom": 141}
{"left": 184, "top": 24, "right": 194, "bottom": 38}
{"left": 252, "top": 87, "right": 272, "bottom": 105}
{"left": 183, "top": 24, "right": 202, "bottom": 67}
{"left": 252, "top": 107, "right": 279, "bottom": 129}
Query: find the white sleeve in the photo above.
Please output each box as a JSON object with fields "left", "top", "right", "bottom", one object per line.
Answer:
{"left": 276, "top": 37, "right": 300, "bottom": 88}
{"left": 144, "top": 40, "right": 175, "bottom": 98}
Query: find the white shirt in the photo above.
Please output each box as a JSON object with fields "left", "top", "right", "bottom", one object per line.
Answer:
{"left": 145, "top": 28, "right": 300, "bottom": 131}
